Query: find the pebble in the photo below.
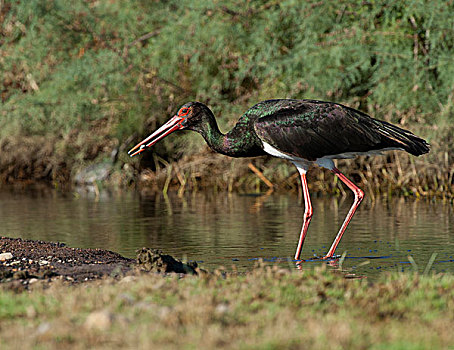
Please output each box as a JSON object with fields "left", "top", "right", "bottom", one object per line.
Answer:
{"left": 36, "top": 322, "right": 51, "bottom": 336}
{"left": 215, "top": 303, "right": 230, "bottom": 315}
{"left": 0, "top": 252, "right": 13, "bottom": 261}
{"left": 84, "top": 310, "right": 114, "bottom": 331}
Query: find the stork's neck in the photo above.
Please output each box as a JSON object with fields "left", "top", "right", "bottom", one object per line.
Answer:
{"left": 195, "top": 116, "right": 226, "bottom": 154}
{"left": 195, "top": 113, "right": 265, "bottom": 158}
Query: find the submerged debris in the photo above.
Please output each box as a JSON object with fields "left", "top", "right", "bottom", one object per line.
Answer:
{"left": 136, "top": 248, "right": 199, "bottom": 275}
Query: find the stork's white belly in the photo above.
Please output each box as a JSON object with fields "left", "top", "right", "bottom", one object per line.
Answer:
{"left": 262, "top": 141, "right": 402, "bottom": 171}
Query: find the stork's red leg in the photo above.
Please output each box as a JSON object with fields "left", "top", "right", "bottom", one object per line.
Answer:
{"left": 294, "top": 172, "right": 313, "bottom": 260}
{"left": 323, "top": 167, "right": 364, "bottom": 259}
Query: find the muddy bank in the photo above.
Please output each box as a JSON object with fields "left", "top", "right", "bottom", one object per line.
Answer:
{"left": 0, "top": 237, "right": 198, "bottom": 289}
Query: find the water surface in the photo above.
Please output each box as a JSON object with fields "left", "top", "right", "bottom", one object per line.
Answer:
{"left": 1, "top": 189, "right": 453, "bottom": 278}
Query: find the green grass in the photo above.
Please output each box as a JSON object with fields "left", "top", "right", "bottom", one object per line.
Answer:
{"left": 1, "top": 266, "right": 454, "bottom": 349}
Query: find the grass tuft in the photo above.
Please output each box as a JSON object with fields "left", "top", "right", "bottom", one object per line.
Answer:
{"left": 1, "top": 267, "right": 454, "bottom": 348}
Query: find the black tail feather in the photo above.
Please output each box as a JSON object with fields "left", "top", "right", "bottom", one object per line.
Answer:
{"left": 378, "top": 121, "right": 430, "bottom": 156}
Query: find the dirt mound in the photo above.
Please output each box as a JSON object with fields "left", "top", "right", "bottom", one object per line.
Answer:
{"left": 0, "top": 236, "right": 202, "bottom": 290}
{"left": 0, "top": 236, "right": 135, "bottom": 284}
{"left": 136, "top": 247, "right": 199, "bottom": 275}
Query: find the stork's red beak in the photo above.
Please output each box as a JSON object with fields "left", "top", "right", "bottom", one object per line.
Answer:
{"left": 128, "top": 115, "right": 185, "bottom": 157}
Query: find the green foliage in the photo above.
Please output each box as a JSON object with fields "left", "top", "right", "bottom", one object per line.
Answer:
{"left": 141, "top": 0, "right": 454, "bottom": 117}
{"left": 1, "top": 0, "right": 453, "bottom": 182}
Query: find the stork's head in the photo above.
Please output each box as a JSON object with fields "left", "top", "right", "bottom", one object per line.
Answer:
{"left": 128, "top": 102, "right": 212, "bottom": 157}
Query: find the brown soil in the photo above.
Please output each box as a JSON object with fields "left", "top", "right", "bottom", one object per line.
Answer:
{"left": 0, "top": 236, "right": 134, "bottom": 283}
{"left": 0, "top": 237, "right": 198, "bottom": 289}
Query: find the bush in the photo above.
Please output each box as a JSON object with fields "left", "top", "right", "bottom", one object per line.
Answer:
{"left": 1, "top": 0, "right": 452, "bottom": 184}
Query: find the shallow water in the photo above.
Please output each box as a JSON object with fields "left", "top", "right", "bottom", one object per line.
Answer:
{"left": 1, "top": 188, "right": 453, "bottom": 278}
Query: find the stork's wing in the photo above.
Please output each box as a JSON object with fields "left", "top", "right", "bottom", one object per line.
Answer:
{"left": 253, "top": 101, "right": 428, "bottom": 160}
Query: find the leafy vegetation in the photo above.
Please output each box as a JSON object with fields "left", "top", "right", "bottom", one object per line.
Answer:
{"left": 1, "top": 0, "right": 453, "bottom": 193}
{"left": 1, "top": 266, "right": 454, "bottom": 349}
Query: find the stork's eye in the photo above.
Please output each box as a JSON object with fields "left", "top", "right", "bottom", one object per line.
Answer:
{"left": 179, "top": 108, "right": 190, "bottom": 116}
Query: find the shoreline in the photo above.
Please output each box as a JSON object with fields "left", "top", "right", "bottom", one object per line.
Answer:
{"left": 0, "top": 237, "right": 200, "bottom": 289}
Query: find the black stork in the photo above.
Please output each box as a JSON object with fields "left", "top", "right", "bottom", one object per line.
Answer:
{"left": 128, "top": 99, "right": 429, "bottom": 260}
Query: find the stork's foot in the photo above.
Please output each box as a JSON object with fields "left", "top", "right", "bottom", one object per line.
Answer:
{"left": 295, "top": 260, "right": 303, "bottom": 270}
{"left": 321, "top": 254, "right": 341, "bottom": 268}
{"left": 321, "top": 254, "right": 341, "bottom": 260}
